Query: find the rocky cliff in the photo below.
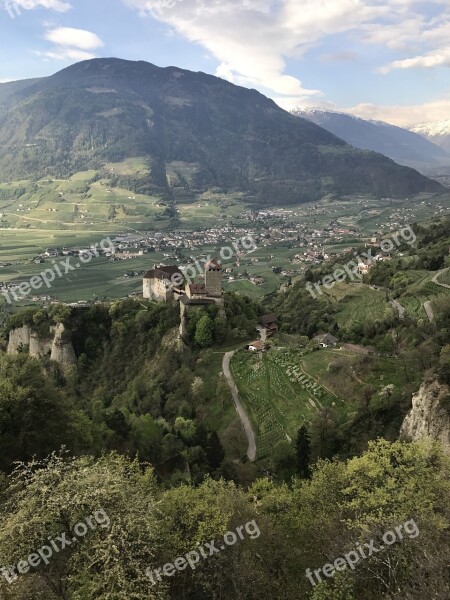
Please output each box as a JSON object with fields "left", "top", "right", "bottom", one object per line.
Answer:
{"left": 401, "top": 380, "right": 450, "bottom": 453}
{"left": 7, "top": 323, "right": 76, "bottom": 368}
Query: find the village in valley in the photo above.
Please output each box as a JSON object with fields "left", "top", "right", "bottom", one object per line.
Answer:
{"left": 0, "top": 193, "right": 449, "bottom": 307}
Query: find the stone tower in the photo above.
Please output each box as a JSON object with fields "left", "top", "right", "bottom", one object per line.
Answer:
{"left": 204, "top": 258, "right": 223, "bottom": 298}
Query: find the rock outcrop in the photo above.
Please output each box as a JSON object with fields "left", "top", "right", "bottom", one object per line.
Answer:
{"left": 7, "top": 323, "right": 76, "bottom": 369}
{"left": 400, "top": 380, "right": 450, "bottom": 453}
{"left": 50, "top": 323, "right": 76, "bottom": 365}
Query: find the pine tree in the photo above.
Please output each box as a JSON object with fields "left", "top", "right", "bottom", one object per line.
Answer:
{"left": 296, "top": 425, "right": 311, "bottom": 479}
{"left": 206, "top": 431, "right": 225, "bottom": 470}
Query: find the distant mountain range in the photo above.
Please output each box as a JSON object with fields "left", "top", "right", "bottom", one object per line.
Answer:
{"left": 292, "top": 108, "right": 449, "bottom": 171}
{"left": 0, "top": 58, "right": 443, "bottom": 204}
{"left": 411, "top": 120, "right": 450, "bottom": 153}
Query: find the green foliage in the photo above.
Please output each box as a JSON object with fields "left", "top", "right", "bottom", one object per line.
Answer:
{"left": 0, "top": 354, "right": 92, "bottom": 472}
{"left": 0, "top": 437, "right": 449, "bottom": 599}
{"left": 296, "top": 425, "right": 312, "bottom": 479}
{"left": 195, "top": 315, "right": 214, "bottom": 348}
{"left": 0, "top": 452, "right": 161, "bottom": 599}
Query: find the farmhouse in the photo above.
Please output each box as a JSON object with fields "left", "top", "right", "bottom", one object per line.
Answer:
{"left": 314, "top": 333, "right": 339, "bottom": 348}
{"left": 259, "top": 314, "right": 279, "bottom": 336}
{"left": 247, "top": 340, "right": 266, "bottom": 352}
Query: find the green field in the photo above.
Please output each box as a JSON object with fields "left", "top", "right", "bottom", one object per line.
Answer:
{"left": 322, "top": 282, "right": 391, "bottom": 328}
{"left": 230, "top": 344, "right": 422, "bottom": 461}
{"left": 231, "top": 348, "right": 342, "bottom": 459}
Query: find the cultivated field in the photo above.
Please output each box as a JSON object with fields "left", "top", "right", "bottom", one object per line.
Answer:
{"left": 230, "top": 348, "right": 340, "bottom": 459}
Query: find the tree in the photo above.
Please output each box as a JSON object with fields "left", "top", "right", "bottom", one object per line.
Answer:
{"left": 296, "top": 425, "right": 311, "bottom": 478}
{"left": 195, "top": 315, "right": 214, "bottom": 348}
{"left": 206, "top": 431, "right": 225, "bottom": 470}
{"left": 0, "top": 354, "right": 92, "bottom": 473}
{"left": 0, "top": 452, "right": 161, "bottom": 600}
{"left": 213, "top": 316, "right": 227, "bottom": 342}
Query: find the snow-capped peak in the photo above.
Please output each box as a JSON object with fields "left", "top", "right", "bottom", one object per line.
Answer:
{"left": 411, "top": 120, "right": 450, "bottom": 137}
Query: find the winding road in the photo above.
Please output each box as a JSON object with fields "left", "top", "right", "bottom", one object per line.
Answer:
{"left": 222, "top": 351, "right": 257, "bottom": 462}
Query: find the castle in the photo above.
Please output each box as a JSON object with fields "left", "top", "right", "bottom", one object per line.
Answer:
{"left": 143, "top": 259, "right": 225, "bottom": 337}
{"left": 143, "top": 258, "right": 223, "bottom": 304}
{"left": 143, "top": 265, "right": 185, "bottom": 303}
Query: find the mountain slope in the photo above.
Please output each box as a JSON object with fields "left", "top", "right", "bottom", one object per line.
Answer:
{"left": 0, "top": 58, "right": 443, "bottom": 204}
{"left": 411, "top": 120, "right": 450, "bottom": 153}
{"left": 292, "top": 108, "right": 449, "bottom": 170}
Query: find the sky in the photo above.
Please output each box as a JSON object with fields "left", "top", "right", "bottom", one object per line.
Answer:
{"left": 1, "top": 0, "right": 450, "bottom": 127}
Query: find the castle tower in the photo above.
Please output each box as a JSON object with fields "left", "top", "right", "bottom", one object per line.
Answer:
{"left": 204, "top": 258, "right": 223, "bottom": 298}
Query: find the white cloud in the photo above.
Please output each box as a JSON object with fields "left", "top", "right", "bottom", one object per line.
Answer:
{"left": 14, "top": 0, "right": 71, "bottom": 11}
{"left": 39, "top": 27, "right": 104, "bottom": 61}
{"left": 340, "top": 97, "right": 450, "bottom": 127}
{"left": 44, "top": 27, "right": 104, "bottom": 50}
{"left": 38, "top": 48, "right": 99, "bottom": 61}
{"left": 276, "top": 93, "right": 450, "bottom": 128}
{"left": 380, "top": 48, "right": 450, "bottom": 74}
{"left": 123, "top": 0, "right": 450, "bottom": 110}
{"left": 215, "top": 62, "right": 234, "bottom": 83}
{"left": 123, "top": 0, "right": 348, "bottom": 102}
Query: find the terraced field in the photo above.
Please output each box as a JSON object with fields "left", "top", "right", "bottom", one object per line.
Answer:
{"left": 323, "top": 283, "right": 390, "bottom": 328}
{"left": 230, "top": 349, "right": 339, "bottom": 459}
{"left": 399, "top": 270, "right": 450, "bottom": 318}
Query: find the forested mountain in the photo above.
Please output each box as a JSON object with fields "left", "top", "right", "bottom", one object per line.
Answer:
{"left": 0, "top": 58, "right": 443, "bottom": 204}
{"left": 292, "top": 108, "right": 450, "bottom": 170}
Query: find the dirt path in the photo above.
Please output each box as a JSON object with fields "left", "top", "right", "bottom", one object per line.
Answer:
{"left": 299, "top": 362, "right": 340, "bottom": 400}
{"left": 390, "top": 298, "right": 405, "bottom": 320}
{"left": 432, "top": 267, "right": 450, "bottom": 290}
{"left": 222, "top": 351, "right": 257, "bottom": 462}
{"left": 424, "top": 300, "right": 435, "bottom": 323}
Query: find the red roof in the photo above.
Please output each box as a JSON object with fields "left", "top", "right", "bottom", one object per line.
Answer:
{"left": 205, "top": 257, "right": 222, "bottom": 271}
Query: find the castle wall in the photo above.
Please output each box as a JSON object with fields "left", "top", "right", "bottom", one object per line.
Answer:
{"left": 143, "top": 277, "right": 172, "bottom": 302}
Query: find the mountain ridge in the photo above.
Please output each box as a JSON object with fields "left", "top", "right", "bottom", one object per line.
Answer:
{"left": 0, "top": 58, "right": 443, "bottom": 204}
{"left": 292, "top": 107, "right": 449, "bottom": 171}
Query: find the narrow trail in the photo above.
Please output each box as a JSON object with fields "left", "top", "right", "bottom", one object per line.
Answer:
{"left": 424, "top": 300, "right": 435, "bottom": 323}
{"left": 222, "top": 351, "right": 257, "bottom": 462}
{"left": 390, "top": 298, "right": 405, "bottom": 320}
{"left": 423, "top": 268, "right": 450, "bottom": 322}
{"left": 432, "top": 267, "right": 450, "bottom": 290}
